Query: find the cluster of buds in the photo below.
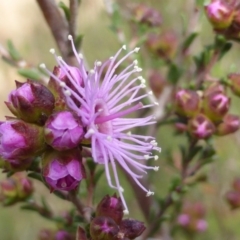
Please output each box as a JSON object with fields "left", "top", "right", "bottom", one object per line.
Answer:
{"left": 0, "top": 173, "right": 33, "bottom": 205}
{"left": 177, "top": 202, "right": 208, "bottom": 233}
{"left": 131, "top": 4, "right": 162, "bottom": 27}
{"left": 174, "top": 84, "right": 240, "bottom": 139}
{"left": 0, "top": 77, "right": 86, "bottom": 192}
{"left": 226, "top": 178, "right": 240, "bottom": 209}
{"left": 204, "top": 0, "right": 240, "bottom": 40}
{"left": 89, "top": 194, "right": 145, "bottom": 240}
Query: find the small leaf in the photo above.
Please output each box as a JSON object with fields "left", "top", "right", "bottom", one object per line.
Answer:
{"left": 182, "top": 32, "right": 198, "bottom": 51}
{"left": 74, "top": 34, "right": 84, "bottom": 51}
{"left": 218, "top": 42, "right": 232, "bottom": 60}
{"left": 59, "top": 1, "right": 70, "bottom": 21}
{"left": 167, "top": 63, "right": 182, "bottom": 84}
{"left": 7, "top": 40, "right": 21, "bottom": 61}
{"left": 94, "top": 169, "right": 104, "bottom": 185}
{"left": 28, "top": 172, "right": 43, "bottom": 182}
{"left": 21, "top": 204, "right": 38, "bottom": 212}
{"left": 171, "top": 191, "right": 180, "bottom": 202}
{"left": 53, "top": 190, "right": 67, "bottom": 200}
{"left": 18, "top": 69, "right": 41, "bottom": 81}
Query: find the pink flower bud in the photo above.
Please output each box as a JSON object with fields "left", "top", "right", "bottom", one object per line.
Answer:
{"left": 216, "top": 114, "right": 240, "bottom": 136}
{"left": 188, "top": 114, "right": 215, "bottom": 139}
{"left": 196, "top": 219, "right": 208, "bottom": 232}
{"left": 233, "top": 178, "right": 240, "bottom": 192}
{"left": 0, "top": 120, "right": 45, "bottom": 161}
{"left": 119, "top": 219, "right": 146, "bottom": 239}
{"left": 175, "top": 89, "right": 201, "bottom": 118}
{"left": 55, "top": 230, "right": 73, "bottom": 240}
{"left": 226, "top": 191, "right": 240, "bottom": 209}
{"left": 202, "top": 86, "right": 230, "bottom": 122}
{"left": 96, "top": 194, "right": 124, "bottom": 224}
{"left": 44, "top": 111, "right": 84, "bottom": 151}
{"left": 132, "top": 4, "right": 162, "bottom": 27}
{"left": 205, "top": 0, "right": 235, "bottom": 30}
{"left": 148, "top": 70, "right": 166, "bottom": 98}
{"left": 177, "top": 214, "right": 190, "bottom": 226}
{"left": 6, "top": 80, "right": 55, "bottom": 125}
{"left": 0, "top": 173, "right": 33, "bottom": 205}
{"left": 42, "top": 149, "right": 86, "bottom": 191}
{"left": 146, "top": 31, "right": 178, "bottom": 60}
{"left": 90, "top": 216, "right": 119, "bottom": 240}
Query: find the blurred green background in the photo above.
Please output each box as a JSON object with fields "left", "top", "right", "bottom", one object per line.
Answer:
{"left": 1, "top": 0, "right": 240, "bottom": 239}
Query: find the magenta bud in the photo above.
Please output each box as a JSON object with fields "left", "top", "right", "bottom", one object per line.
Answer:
{"left": 175, "top": 89, "right": 201, "bottom": 118}
{"left": 0, "top": 120, "right": 45, "bottom": 161}
{"left": 42, "top": 149, "right": 86, "bottom": 191}
{"left": 76, "top": 226, "right": 88, "bottom": 240}
{"left": 216, "top": 114, "right": 240, "bottom": 136}
{"left": 48, "top": 66, "right": 83, "bottom": 110}
{"left": 188, "top": 114, "right": 215, "bottom": 139}
{"left": 3, "top": 158, "right": 33, "bottom": 172}
{"left": 55, "top": 230, "right": 73, "bottom": 240}
{"left": 119, "top": 219, "right": 146, "bottom": 239}
{"left": 6, "top": 80, "right": 55, "bottom": 125}
{"left": 204, "top": 0, "right": 235, "bottom": 30}
{"left": 202, "top": 87, "right": 230, "bottom": 122}
{"left": 177, "top": 214, "right": 190, "bottom": 226}
{"left": 44, "top": 111, "right": 84, "bottom": 151}
{"left": 96, "top": 194, "right": 124, "bottom": 224}
{"left": 196, "top": 219, "right": 208, "bottom": 232}
{"left": 175, "top": 123, "right": 188, "bottom": 133}
{"left": 132, "top": 4, "right": 162, "bottom": 27}
{"left": 90, "top": 216, "right": 119, "bottom": 240}
{"left": 226, "top": 191, "right": 240, "bottom": 209}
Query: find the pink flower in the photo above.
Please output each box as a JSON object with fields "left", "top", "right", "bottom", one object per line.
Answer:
{"left": 40, "top": 35, "right": 160, "bottom": 213}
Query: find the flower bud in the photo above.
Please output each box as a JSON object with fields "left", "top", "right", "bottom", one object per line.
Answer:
{"left": 175, "top": 89, "right": 201, "bottom": 117}
{"left": 42, "top": 149, "right": 86, "bottom": 191}
{"left": 119, "top": 219, "right": 146, "bottom": 239}
{"left": 90, "top": 216, "right": 119, "bottom": 240}
{"left": 216, "top": 114, "right": 240, "bottom": 136}
{"left": 0, "top": 173, "right": 33, "bottom": 205}
{"left": 188, "top": 114, "right": 215, "bottom": 139}
{"left": 148, "top": 70, "right": 166, "bottom": 98}
{"left": 55, "top": 230, "right": 73, "bottom": 240}
{"left": 228, "top": 73, "right": 240, "bottom": 97}
{"left": 6, "top": 80, "right": 55, "bottom": 125}
{"left": 204, "top": 0, "right": 235, "bottom": 30}
{"left": 132, "top": 4, "right": 162, "bottom": 27}
{"left": 226, "top": 191, "right": 240, "bottom": 209}
{"left": 2, "top": 158, "right": 33, "bottom": 172}
{"left": 202, "top": 87, "right": 230, "bottom": 122}
{"left": 96, "top": 194, "right": 124, "bottom": 225}
{"left": 44, "top": 111, "right": 84, "bottom": 151}
{"left": 76, "top": 226, "right": 88, "bottom": 240}
{"left": 196, "top": 219, "right": 208, "bottom": 232}
{"left": 0, "top": 120, "right": 45, "bottom": 161}
{"left": 48, "top": 66, "right": 83, "bottom": 110}
{"left": 146, "top": 31, "right": 178, "bottom": 60}
{"left": 177, "top": 214, "right": 190, "bottom": 226}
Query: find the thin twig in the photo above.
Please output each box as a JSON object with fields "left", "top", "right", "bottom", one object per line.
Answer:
{"left": 69, "top": 0, "right": 79, "bottom": 39}
{"left": 36, "top": 0, "right": 77, "bottom": 66}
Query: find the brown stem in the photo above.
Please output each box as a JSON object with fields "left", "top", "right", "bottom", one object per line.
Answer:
{"left": 68, "top": 190, "right": 90, "bottom": 222}
{"left": 142, "top": 139, "right": 198, "bottom": 238}
{"left": 69, "top": 0, "right": 79, "bottom": 39}
{"left": 36, "top": 0, "right": 77, "bottom": 65}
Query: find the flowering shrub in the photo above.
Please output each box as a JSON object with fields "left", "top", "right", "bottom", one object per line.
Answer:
{"left": 1, "top": 0, "right": 240, "bottom": 239}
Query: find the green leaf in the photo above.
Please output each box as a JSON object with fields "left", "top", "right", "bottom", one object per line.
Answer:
{"left": 59, "top": 1, "right": 70, "bottom": 21}
{"left": 20, "top": 204, "right": 38, "bottom": 212}
{"left": 7, "top": 40, "right": 21, "bottom": 61}
{"left": 53, "top": 190, "right": 67, "bottom": 200}
{"left": 218, "top": 42, "right": 232, "bottom": 60}
{"left": 74, "top": 34, "right": 84, "bottom": 51}
{"left": 182, "top": 32, "right": 198, "bottom": 51}
{"left": 167, "top": 63, "right": 182, "bottom": 84}
{"left": 171, "top": 191, "right": 180, "bottom": 202}
{"left": 169, "top": 177, "right": 181, "bottom": 191}
{"left": 28, "top": 172, "right": 43, "bottom": 182}
{"left": 18, "top": 69, "right": 41, "bottom": 81}
{"left": 188, "top": 145, "right": 203, "bottom": 160}
{"left": 94, "top": 169, "right": 104, "bottom": 185}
